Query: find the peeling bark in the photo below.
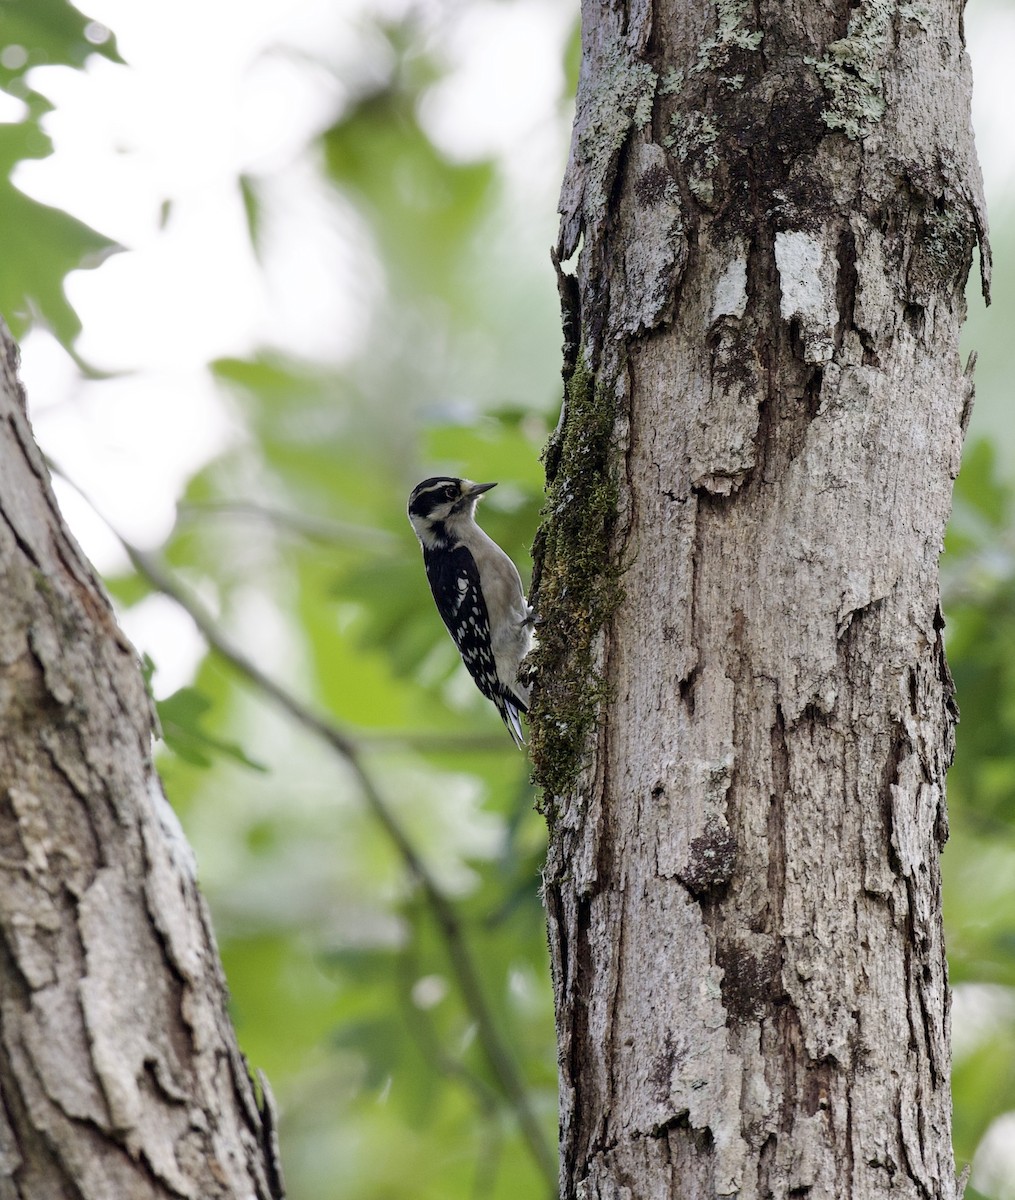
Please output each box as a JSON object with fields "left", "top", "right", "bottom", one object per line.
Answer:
{"left": 531, "top": 2, "right": 985, "bottom": 1197}
{"left": 0, "top": 321, "right": 283, "bottom": 1197}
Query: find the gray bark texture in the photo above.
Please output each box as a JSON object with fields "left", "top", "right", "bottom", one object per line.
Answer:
{"left": 0, "top": 323, "right": 283, "bottom": 1197}
{"left": 530, "top": 2, "right": 988, "bottom": 1198}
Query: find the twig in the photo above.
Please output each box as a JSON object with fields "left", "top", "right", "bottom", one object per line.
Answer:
{"left": 394, "top": 938, "right": 500, "bottom": 1114}
{"left": 357, "top": 730, "right": 511, "bottom": 753}
{"left": 175, "top": 500, "right": 396, "bottom": 547}
{"left": 394, "top": 938, "right": 508, "bottom": 1200}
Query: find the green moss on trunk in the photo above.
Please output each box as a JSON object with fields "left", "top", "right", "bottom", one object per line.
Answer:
{"left": 529, "top": 350, "right": 623, "bottom": 807}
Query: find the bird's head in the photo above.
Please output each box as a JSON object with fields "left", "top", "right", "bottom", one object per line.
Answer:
{"left": 407, "top": 477, "right": 496, "bottom": 547}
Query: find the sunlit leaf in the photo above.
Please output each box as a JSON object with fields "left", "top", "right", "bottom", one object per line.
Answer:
{"left": 157, "top": 686, "right": 267, "bottom": 772}
{"left": 0, "top": 0, "right": 122, "bottom": 95}
{"left": 0, "top": 126, "right": 118, "bottom": 344}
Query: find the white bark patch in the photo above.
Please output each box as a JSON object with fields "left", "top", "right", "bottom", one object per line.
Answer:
{"left": 774, "top": 230, "right": 839, "bottom": 364}
{"left": 710, "top": 256, "right": 748, "bottom": 322}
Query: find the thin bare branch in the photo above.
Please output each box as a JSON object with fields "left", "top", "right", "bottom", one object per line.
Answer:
{"left": 176, "top": 500, "right": 397, "bottom": 547}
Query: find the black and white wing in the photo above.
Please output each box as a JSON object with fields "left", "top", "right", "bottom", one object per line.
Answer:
{"left": 423, "top": 542, "right": 527, "bottom": 744}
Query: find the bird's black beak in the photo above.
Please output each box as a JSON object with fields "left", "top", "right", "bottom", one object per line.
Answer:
{"left": 464, "top": 481, "right": 497, "bottom": 499}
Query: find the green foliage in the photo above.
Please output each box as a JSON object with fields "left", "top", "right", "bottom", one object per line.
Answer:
{"left": 943, "top": 437, "right": 1015, "bottom": 1175}
{"left": 0, "top": 1, "right": 120, "bottom": 345}
{"left": 156, "top": 686, "right": 267, "bottom": 771}
{"left": 324, "top": 84, "right": 496, "bottom": 305}
{"left": 0, "top": 113, "right": 118, "bottom": 346}
{"left": 0, "top": 0, "right": 121, "bottom": 77}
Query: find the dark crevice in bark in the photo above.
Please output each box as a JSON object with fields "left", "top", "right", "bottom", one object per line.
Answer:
{"left": 895, "top": 1088, "right": 934, "bottom": 1200}
{"left": 677, "top": 662, "right": 700, "bottom": 712}
{"left": 603, "top": 890, "right": 626, "bottom": 1150}
{"left": 802, "top": 1053, "right": 838, "bottom": 1117}
{"left": 0, "top": 919, "right": 36, "bottom": 1023}
{"left": 803, "top": 365, "right": 824, "bottom": 421}
{"left": 771, "top": 999, "right": 808, "bottom": 1138}
{"left": 837, "top": 594, "right": 886, "bottom": 646}
{"left": 933, "top": 602, "right": 960, "bottom": 730}
{"left": 747, "top": 232, "right": 825, "bottom": 484}
{"left": 647, "top": 1106, "right": 691, "bottom": 1140}
{"left": 565, "top": 891, "right": 593, "bottom": 1196}
{"left": 900, "top": 885, "right": 923, "bottom": 1060}
{"left": 553, "top": 251, "right": 582, "bottom": 387}
{"left": 768, "top": 703, "right": 789, "bottom": 923}
{"left": 879, "top": 720, "right": 912, "bottom": 882}
{"left": 903, "top": 302, "right": 926, "bottom": 336}
{"left": 758, "top": 1130, "right": 778, "bottom": 1183}
{"left": 915, "top": 961, "right": 943, "bottom": 1086}
{"left": 787, "top": 316, "right": 807, "bottom": 362}
{"left": 834, "top": 224, "right": 857, "bottom": 352}
{"left": 843, "top": 1071, "right": 857, "bottom": 1195}
{"left": 0, "top": 497, "right": 44, "bottom": 577}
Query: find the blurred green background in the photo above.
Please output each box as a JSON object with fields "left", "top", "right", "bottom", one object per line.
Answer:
{"left": 1, "top": 1, "right": 1013, "bottom": 1197}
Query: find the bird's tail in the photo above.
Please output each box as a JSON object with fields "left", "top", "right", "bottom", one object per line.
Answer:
{"left": 497, "top": 694, "right": 527, "bottom": 749}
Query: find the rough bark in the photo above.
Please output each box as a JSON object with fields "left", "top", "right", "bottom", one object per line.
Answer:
{"left": 0, "top": 322, "right": 283, "bottom": 1197}
{"left": 531, "top": 2, "right": 987, "bottom": 1198}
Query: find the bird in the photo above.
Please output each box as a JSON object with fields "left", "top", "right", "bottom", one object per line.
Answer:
{"left": 407, "top": 476, "right": 534, "bottom": 746}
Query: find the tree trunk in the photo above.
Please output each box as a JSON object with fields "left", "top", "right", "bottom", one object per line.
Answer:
{"left": 531, "top": 3, "right": 988, "bottom": 1197}
{"left": 0, "top": 322, "right": 283, "bottom": 1197}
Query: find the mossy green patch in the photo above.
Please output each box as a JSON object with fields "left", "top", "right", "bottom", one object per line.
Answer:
{"left": 529, "top": 350, "right": 623, "bottom": 809}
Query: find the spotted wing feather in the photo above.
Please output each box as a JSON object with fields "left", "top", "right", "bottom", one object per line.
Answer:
{"left": 423, "top": 542, "right": 527, "bottom": 742}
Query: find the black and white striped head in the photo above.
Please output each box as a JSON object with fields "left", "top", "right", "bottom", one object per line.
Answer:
{"left": 407, "top": 476, "right": 496, "bottom": 548}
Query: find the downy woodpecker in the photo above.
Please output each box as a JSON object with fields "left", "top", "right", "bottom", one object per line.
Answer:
{"left": 407, "top": 477, "right": 533, "bottom": 746}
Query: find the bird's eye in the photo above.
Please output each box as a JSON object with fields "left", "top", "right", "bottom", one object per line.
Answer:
{"left": 444, "top": 486, "right": 458, "bottom": 500}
